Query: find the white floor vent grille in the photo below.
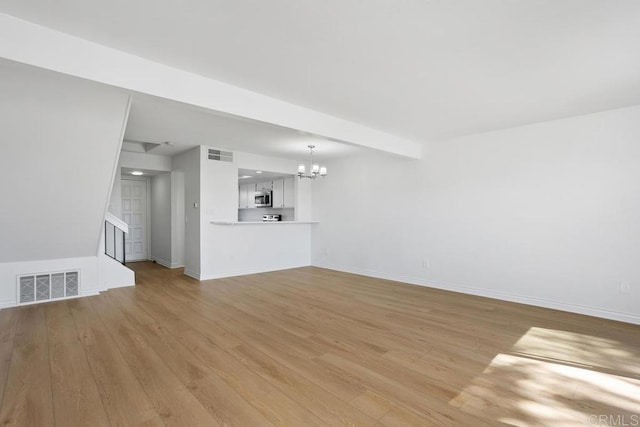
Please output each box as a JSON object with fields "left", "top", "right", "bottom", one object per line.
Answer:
{"left": 19, "top": 271, "right": 79, "bottom": 304}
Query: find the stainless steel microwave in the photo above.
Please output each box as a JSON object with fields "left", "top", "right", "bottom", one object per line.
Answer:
{"left": 255, "top": 191, "right": 272, "bottom": 207}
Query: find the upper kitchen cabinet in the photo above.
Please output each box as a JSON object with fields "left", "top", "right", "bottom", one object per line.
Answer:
{"left": 238, "top": 183, "right": 256, "bottom": 208}
{"left": 272, "top": 176, "right": 295, "bottom": 208}
{"left": 256, "top": 181, "right": 273, "bottom": 191}
{"left": 283, "top": 176, "right": 295, "bottom": 208}
{"left": 238, "top": 169, "right": 295, "bottom": 210}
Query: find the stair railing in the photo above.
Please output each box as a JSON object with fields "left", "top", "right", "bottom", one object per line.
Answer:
{"left": 104, "top": 212, "right": 128, "bottom": 265}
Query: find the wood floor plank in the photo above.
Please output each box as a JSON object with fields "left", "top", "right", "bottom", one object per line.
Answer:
{"left": 0, "top": 308, "right": 19, "bottom": 406}
{"left": 227, "top": 343, "right": 376, "bottom": 426}
{"left": 46, "top": 302, "right": 110, "bottom": 427}
{"left": 315, "top": 351, "right": 496, "bottom": 427}
{"left": 121, "top": 287, "right": 329, "bottom": 426}
{"left": 68, "top": 298, "right": 164, "bottom": 426}
{"left": 176, "top": 328, "right": 329, "bottom": 426}
{"left": 147, "top": 278, "right": 369, "bottom": 402}
{"left": 350, "top": 389, "right": 397, "bottom": 421}
{"left": 218, "top": 325, "right": 367, "bottom": 403}
{"left": 104, "top": 280, "right": 326, "bottom": 426}
{"left": 87, "top": 295, "right": 220, "bottom": 426}
{"left": 0, "top": 261, "right": 638, "bottom": 426}
{"left": 0, "top": 306, "right": 54, "bottom": 426}
{"left": 103, "top": 290, "right": 276, "bottom": 427}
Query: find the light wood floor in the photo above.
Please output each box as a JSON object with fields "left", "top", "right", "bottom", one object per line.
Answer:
{"left": 0, "top": 263, "right": 638, "bottom": 426}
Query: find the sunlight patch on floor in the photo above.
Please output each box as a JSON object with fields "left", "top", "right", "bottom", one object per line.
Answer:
{"left": 511, "top": 327, "right": 640, "bottom": 376}
{"left": 450, "top": 327, "right": 640, "bottom": 426}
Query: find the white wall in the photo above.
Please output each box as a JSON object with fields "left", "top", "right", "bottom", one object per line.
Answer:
{"left": 0, "top": 256, "right": 100, "bottom": 308}
{"left": 148, "top": 170, "right": 185, "bottom": 269}
{"left": 198, "top": 148, "right": 313, "bottom": 279}
{"left": 296, "top": 178, "right": 312, "bottom": 222}
{"left": 0, "top": 59, "right": 130, "bottom": 263}
{"left": 234, "top": 151, "right": 300, "bottom": 175}
{"left": 0, "top": 59, "right": 130, "bottom": 306}
{"left": 201, "top": 146, "right": 238, "bottom": 222}
{"left": 165, "top": 147, "right": 306, "bottom": 279}
{"left": 202, "top": 224, "right": 312, "bottom": 280}
{"left": 172, "top": 147, "right": 201, "bottom": 278}
{"left": 120, "top": 151, "right": 172, "bottom": 172}
{"left": 107, "top": 164, "right": 123, "bottom": 218}
{"left": 150, "top": 173, "right": 172, "bottom": 267}
{"left": 312, "top": 105, "right": 640, "bottom": 324}
{"left": 171, "top": 171, "right": 185, "bottom": 268}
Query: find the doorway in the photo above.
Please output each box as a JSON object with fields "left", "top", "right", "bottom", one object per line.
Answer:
{"left": 121, "top": 179, "right": 148, "bottom": 261}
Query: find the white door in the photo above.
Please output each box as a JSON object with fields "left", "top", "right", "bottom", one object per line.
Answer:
{"left": 121, "top": 179, "right": 147, "bottom": 261}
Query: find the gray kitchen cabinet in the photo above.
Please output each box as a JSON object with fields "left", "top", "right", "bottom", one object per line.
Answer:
{"left": 248, "top": 183, "right": 256, "bottom": 208}
{"left": 239, "top": 185, "right": 247, "bottom": 208}
{"left": 239, "top": 183, "right": 256, "bottom": 208}
{"left": 255, "top": 181, "right": 272, "bottom": 191}
{"left": 283, "top": 176, "right": 295, "bottom": 208}
{"left": 272, "top": 176, "right": 295, "bottom": 208}
{"left": 272, "top": 179, "right": 284, "bottom": 208}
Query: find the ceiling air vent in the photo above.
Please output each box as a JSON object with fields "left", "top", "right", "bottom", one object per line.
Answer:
{"left": 208, "top": 149, "right": 233, "bottom": 162}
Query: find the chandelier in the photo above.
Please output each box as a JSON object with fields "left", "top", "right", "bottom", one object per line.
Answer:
{"left": 297, "top": 145, "right": 327, "bottom": 179}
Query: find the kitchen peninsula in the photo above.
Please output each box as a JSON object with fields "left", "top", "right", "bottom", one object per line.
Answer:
{"left": 198, "top": 163, "right": 315, "bottom": 280}
{"left": 211, "top": 220, "right": 318, "bottom": 225}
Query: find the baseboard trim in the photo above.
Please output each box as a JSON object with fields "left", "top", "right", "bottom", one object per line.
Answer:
{"left": 81, "top": 288, "right": 101, "bottom": 297}
{"left": 0, "top": 286, "right": 132, "bottom": 310}
{"left": 199, "top": 263, "right": 312, "bottom": 281}
{"left": 314, "top": 262, "right": 640, "bottom": 326}
{"left": 184, "top": 269, "right": 201, "bottom": 280}
{"left": 103, "top": 282, "right": 135, "bottom": 290}
{"left": 4, "top": 293, "right": 92, "bottom": 310}
{"left": 151, "top": 257, "right": 184, "bottom": 270}
{"left": 0, "top": 298, "right": 15, "bottom": 309}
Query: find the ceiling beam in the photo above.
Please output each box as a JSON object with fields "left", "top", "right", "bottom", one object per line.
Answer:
{"left": 0, "top": 13, "right": 422, "bottom": 159}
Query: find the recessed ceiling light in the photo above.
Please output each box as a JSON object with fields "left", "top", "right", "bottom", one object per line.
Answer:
{"left": 256, "top": 170, "right": 262, "bottom": 174}
{"left": 131, "top": 171, "right": 143, "bottom": 176}
{"left": 239, "top": 175, "right": 252, "bottom": 179}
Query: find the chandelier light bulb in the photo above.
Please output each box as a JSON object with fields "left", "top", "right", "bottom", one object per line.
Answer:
{"left": 297, "top": 144, "right": 327, "bottom": 180}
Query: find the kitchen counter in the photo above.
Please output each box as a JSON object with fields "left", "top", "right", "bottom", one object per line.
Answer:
{"left": 210, "top": 221, "right": 318, "bottom": 225}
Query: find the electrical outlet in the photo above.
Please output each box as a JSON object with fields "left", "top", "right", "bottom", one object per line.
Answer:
{"left": 422, "top": 259, "right": 431, "bottom": 269}
{"left": 620, "top": 281, "right": 631, "bottom": 294}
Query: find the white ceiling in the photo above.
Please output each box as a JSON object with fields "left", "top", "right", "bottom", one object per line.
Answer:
{"left": 238, "top": 169, "right": 293, "bottom": 185}
{"left": 124, "top": 93, "right": 361, "bottom": 159}
{"left": 2, "top": 1, "right": 640, "bottom": 142}
{"left": 121, "top": 167, "right": 164, "bottom": 177}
